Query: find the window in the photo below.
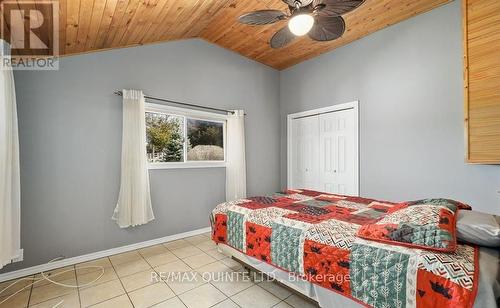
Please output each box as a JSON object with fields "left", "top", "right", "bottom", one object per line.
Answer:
{"left": 145, "top": 104, "right": 226, "bottom": 169}
{"left": 187, "top": 119, "right": 224, "bottom": 161}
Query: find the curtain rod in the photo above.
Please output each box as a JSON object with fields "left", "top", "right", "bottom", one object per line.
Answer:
{"left": 114, "top": 90, "right": 235, "bottom": 115}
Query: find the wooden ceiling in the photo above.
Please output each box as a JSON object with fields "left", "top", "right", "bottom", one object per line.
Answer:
{"left": 1, "top": 0, "right": 452, "bottom": 70}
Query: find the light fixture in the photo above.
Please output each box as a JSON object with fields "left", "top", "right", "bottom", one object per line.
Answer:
{"left": 288, "top": 14, "right": 314, "bottom": 36}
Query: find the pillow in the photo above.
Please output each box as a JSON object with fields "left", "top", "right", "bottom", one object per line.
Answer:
{"left": 457, "top": 210, "right": 500, "bottom": 247}
{"left": 357, "top": 202, "right": 458, "bottom": 252}
{"left": 407, "top": 198, "right": 472, "bottom": 211}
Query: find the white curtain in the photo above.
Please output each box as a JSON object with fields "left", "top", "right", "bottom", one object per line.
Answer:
{"left": 0, "top": 40, "right": 22, "bottom": 269}
{"left": 226, "top": 110, "right": 247, "bottom": 201}
{"left": 112, "top": 90, "right": 155, "bottom": 228}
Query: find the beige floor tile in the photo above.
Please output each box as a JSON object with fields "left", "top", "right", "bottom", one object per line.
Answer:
{"left": 163, "top": 239, "right": 191, "bottom": 250}
{"left": 77, "top": 267, "right": 118, "bottom": 289}
{"left": 211, "top": 299, "right": 239, "bottom": 308}
{"left": 34, "top": 267, "right": 76, "bottom": 288}
{"left": 89, "top": 294, "right": 132, "bottom": 308}
{"left": 0, "top": 290, "right": 30, "bottom": 308}
{"left": 0, "top": 277, "right": 34, "bottom": 297}
{"left": 231, "top": 285, "right": 280, "bottom": 308}
{"left": 165, "top": 272, "right": 206, "bottom": 295}
{"left": 154, "top": 260, "right": 192, "bottom": 275}
{"left": 195, "top": 240, "right": 217, "bottom": 252}
{"left": 76, "top": 258, "right": 112, "bottom": 276}
{"left": 28, "top": 291, "right": 79, "bottom": 308}
{"left": 201, "top": 232, "right": 212, "bottom": 238}
{"left": 128, "top": 282, "right": 175, "bottom": 308}
{"left": 150, "top": 296, "right": 186, "bottom": 308}
{"left": 178, "top": 284, "right": 227, "bottom": 308}
{"left": 120, "top": 270, "right": 157, "bottom": 292}
{"left": 114, "top": 259, "right": 151, "bottom": 278}
{"left": 284, "top": 295, "right": 319, "bottom": 308}
{"left": 219, "top": 258, "right": 243, "bottom": 271}
{"left": 184, "top": 235, "right": 209, "bottom": 245}
{"left": 182, "top": 253, "right": 216, "bottom": 269}
{"left": 79, "top": 279, "right": 124, "bottom": 307}
{"left": 30, "top": 278, "right": 76, "bottom": 305}
{"left": 144, "top": 252, "right": 179, "bottom": 267}
{"left": 211, "top": 271, "right": 254, "bottom": 297}
{"left": 138, "top": 245, "right": 169, "bottom": 258}
{"left": 273, "top": 302, "right": 293, "bottom": 308}
{"left": 171, "top": 246, "right": 204, "bottom": 259}
{"left": 259, "top": 281, "right": 292, "bottom": 300}
{"left": 205, "top": 249, "right": 227, "bottom": 261}
{"left": 34, "top": 266, "right": 74, "bottom": 279}
{"left": 109, "top": 251, "right": 142, "bottom": 266}
{"left": 195, "top": 261, "right": 233, "bottom": 275}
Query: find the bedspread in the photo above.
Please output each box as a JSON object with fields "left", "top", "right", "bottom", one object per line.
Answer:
{"left": 210, "top": 189, "right": 479, "bottom": 308}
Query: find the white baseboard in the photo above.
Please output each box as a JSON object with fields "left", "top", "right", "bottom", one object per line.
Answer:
{"left": 0, "top": 227, "right": 211, "bottom": 283}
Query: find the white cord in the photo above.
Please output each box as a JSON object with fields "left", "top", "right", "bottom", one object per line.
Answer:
{"left": 0, "top": 257, "right": 105, "bottom": 305}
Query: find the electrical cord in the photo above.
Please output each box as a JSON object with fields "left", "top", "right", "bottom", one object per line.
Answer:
{"left": 0, "top": 257, "right": 105, "bottom": 306}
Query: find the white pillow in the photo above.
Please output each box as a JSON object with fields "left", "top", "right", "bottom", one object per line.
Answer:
{"left": 457, "top": 210, "right": 500, "bottom": 247}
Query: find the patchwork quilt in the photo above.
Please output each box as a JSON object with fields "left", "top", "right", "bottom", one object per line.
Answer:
{"left": 357, "top": 202, "right": 458, "bottom": 252}
{"left": 211, "top": 189, "right": 479, "bottom": 308}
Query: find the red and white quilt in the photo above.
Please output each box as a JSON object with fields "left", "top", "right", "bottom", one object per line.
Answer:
{"left": 211, "top": 189, "right": 479, "bottom": 308}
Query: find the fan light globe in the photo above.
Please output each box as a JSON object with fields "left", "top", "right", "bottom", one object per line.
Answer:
{"left": 288, "top": 14, "right": 314, "bottom": 36}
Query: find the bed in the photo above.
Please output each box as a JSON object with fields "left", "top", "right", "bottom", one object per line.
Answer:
{"left": 210, "top": 189, "right": 500, "bottom": 308}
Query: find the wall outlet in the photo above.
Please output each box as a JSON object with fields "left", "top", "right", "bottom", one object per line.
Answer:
{"left": 13, "top": 249, "right": 24, "bottom": 263}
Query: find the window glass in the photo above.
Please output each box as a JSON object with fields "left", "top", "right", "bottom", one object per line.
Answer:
{"left": 146, "top": 112, "right": 184, "bottom": 163}
{"left": 187, "top": 119, "right": 224, "bottom": 161}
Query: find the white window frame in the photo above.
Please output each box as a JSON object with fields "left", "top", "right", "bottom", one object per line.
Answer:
{"left": 145, "top": 103, "right": 227, "bottom": 170}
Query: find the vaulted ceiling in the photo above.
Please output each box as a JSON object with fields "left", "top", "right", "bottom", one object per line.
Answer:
{"left": 1, "top": 0, "right": 452, "bottom": 70}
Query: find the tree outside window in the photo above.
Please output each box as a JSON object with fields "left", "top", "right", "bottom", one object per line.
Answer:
{"left": 145, "top": 112, "right": 225, "bottom": 164}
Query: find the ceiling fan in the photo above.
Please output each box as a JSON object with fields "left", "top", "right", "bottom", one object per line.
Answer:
{"left": 238, "top": 0, "right": 365, "bottom": 49}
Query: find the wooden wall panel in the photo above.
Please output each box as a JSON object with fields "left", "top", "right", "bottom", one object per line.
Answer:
{"left": 0, "top": 0, "right": 452, "bottom": 69}
{"left": 464, "top": 0, "right": 500, "bottom": 163}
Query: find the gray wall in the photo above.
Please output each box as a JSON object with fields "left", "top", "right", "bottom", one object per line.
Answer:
{"left": 5, "top": 0, "right": 500, "bottom": 274}
{"left": 280, "top": 1, "right": 500, "bottom": 215}
{"left": 5, "top": 39, "right": 281, "bottom": 272}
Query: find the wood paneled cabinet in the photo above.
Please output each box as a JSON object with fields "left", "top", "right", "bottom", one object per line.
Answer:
{"left": 463, "top": 0, "right": 500, "bottom": 163}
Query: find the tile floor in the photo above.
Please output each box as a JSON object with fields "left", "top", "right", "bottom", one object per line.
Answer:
{"left": 0, "top": 233, "right": 320, "bottom": 308}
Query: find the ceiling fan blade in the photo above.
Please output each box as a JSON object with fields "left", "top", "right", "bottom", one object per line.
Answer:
{"left": 308, "top": 15, "right": 345, "bottom": 41}
{"left": 313, "top": 0, "right": 364, "bottom": 16}
{"left": 239, "top": 10, "right": 287, "bottom": 25}
{"left": 270, "top": 26, "right": 296, "bottom": 49}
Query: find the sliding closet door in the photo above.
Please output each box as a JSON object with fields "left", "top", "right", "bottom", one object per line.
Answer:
{"left": 319, "top": 109, "right": 357, "bottom": 195}
{"left": 290, "top": 115, "right": 320, "bottom": 190}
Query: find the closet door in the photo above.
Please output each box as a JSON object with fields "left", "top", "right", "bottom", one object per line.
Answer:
{"left": 319, "top": 109, "right": 357, "bottom": 195}
{"left": 291, "top": 115, "right": 320, "bottom": 190}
